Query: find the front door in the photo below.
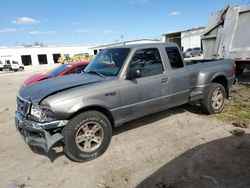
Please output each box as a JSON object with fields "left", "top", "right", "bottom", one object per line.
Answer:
{"left": 118, "top": 48, "right": 171, "bottom": 122}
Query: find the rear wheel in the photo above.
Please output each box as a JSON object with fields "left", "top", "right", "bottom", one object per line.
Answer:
{"left": 62, "top": 111, "right": 112, "bottom": 162}
{"left": 200, "top": 83, "right": 226, "bottom": 114}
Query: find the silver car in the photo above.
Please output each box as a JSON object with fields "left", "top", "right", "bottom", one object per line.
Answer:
{"left": 184, "top": 47, "right": 202, "bottom": 57}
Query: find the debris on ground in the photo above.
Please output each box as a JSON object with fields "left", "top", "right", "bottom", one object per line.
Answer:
{"left": 8, "top": 182, "right": 26, "bottom": 188}
{"left": 0, "top": 108, "right": 9, "bottom": 113}
{"left": 232, "top": 121, "right": 249, "bottom": 128}
{"left": 229, "top": 129, "right": 245, "bottom": 136}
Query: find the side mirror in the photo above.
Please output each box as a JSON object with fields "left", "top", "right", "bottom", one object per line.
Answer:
{"left": 125, "top": 69, "right": 141, "bottom": 80}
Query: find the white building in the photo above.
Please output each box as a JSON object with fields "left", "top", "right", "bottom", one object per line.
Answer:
{"left": 0, "top": 39, "right": 162, "bottom": 67}
{"left": 0, "top": 45, "right": 95, "bottom": 66}
{"left": 161, "top": 27, "right": 205, "bottom": 51}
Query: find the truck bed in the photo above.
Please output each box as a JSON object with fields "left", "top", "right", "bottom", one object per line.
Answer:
{"left": 184, "top": 59, "right": 235, "bottom": 101}
{"left": 185, "top": 59, "right": 219, "bottom": 66}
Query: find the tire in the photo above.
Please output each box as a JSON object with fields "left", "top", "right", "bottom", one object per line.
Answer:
{"left": 19, "top": 67, "right": 24, "bottom": 71}
{"left": 200, "top": 83, "right": 226, "bottom": 114}
{"left": 62, "top": 110, "right": 112, "bottom": 162}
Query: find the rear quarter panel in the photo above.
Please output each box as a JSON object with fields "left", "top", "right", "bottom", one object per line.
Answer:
{"left": 187, "top": 59, "right": 235, "bottom": 100}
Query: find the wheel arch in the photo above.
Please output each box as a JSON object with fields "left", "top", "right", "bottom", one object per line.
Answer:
{"left": 210, "top": 75, "right": 228, "bottom": 97}
{"left": 68, "top": 105, "right": 115, "bottom": 127}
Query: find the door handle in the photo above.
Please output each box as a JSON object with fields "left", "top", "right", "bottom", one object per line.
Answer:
{"left": 162, "top": 77, "right": 168, "bottom": 83}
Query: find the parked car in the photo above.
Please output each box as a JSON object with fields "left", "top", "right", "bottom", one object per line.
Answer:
{"left": 0, "top": 58, "right": 24, "bottom": 72}
{"left": 184, "top": 47, "right": 202, "bottom": 58}
{"left": 22, "top": 61, "right": 89, "bottom": 87}
{"left": 15, "top": 42, "right": 235, "bottom": 162}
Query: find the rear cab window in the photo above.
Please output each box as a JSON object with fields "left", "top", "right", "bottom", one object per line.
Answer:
{"left": 165, "top": 47, "right": 184, "bottom": 70}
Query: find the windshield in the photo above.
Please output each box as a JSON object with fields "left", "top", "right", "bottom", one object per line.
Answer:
{"left": 48, "top": 64, "right": 72, "bottom": 77}
{"left": 12, "top": 61, "right": 18, "bottom": 64}
{"left": 84, "top": 48, "right": 130, "bottom": 76}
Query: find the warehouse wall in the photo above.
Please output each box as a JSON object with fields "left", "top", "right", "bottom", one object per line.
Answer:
{"left": 0, "top": 45, "right": 94, "bottom": 66}
{"left": 181, "top": 28, "right": 205, "bottom": 51}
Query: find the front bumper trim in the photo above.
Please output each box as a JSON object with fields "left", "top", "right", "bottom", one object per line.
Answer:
{"left": 15, "top": 111, "right": 67, "bottom": 153}
{"left": 15, "top": 111, "right": 68, "bottom": 130}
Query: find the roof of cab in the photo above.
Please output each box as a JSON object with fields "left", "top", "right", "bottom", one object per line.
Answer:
{"left": 105, "top": 42, "right": 179, "bottom": 49}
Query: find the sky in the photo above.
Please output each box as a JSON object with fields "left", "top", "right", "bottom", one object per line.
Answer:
{"left": 0, "top": 0, "right": 249, "bottom": 46}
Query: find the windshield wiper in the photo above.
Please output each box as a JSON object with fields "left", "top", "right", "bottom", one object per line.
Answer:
{"left": 84, "top": 70, "right": 105, "bottom": 78}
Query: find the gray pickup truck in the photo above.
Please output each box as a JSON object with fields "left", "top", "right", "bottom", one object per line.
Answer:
{"left": 15, "top": 43, "right": 235, "bottom": 162}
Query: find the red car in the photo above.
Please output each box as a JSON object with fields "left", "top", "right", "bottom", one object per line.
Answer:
{"left": 22, "top": 61, "right": 89, "bottom": 87}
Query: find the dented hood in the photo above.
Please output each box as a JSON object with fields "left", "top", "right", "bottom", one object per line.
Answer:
{"left": 19, "top": 73, "right": 104, "bottom": 103}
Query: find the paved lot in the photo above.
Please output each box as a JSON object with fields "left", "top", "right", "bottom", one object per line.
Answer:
{"left": 0, "top": 66, "right": 249, "bottom": 188}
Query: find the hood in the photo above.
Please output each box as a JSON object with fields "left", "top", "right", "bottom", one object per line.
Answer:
{"left": 22, "top": 73, "right": 52, "bottom": 87}
{"left": 19, "top": 73, "right": 104, "bottom": 103}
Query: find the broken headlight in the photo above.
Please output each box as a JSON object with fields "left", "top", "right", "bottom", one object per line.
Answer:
{"left": 30, "top": 104, "right": 53, "bottom": 122}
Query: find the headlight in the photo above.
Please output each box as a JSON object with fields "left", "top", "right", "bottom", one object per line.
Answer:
{"left": 30, "top": 104, "right": 53, "bottom": 122}
{"left": 31, "top": 105, "right": 43, "bottom": 119}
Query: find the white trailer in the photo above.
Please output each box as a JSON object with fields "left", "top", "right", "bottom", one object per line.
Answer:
{"left": 202, "top": 4, "right": 250, "bottom": 74}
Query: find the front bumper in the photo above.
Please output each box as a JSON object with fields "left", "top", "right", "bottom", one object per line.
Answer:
{"left": 15, "top": 111, "right": 67, "bottom": 153}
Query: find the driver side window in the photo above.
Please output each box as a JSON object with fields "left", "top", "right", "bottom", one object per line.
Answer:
{"left": 128, "top": 48, "right": 164, "bottom": 78}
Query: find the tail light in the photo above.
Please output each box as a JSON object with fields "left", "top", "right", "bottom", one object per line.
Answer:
{"left": 233, "top": 64, "right": 236, "bottom": 75}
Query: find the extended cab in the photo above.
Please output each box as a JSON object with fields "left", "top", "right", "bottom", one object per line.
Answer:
{"left": 15, "top": 43, "right": 235, "bottom": 162}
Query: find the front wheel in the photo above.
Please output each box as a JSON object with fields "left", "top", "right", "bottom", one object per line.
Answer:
{"left": 200, "top": 83, "right": 226, "bottom": 114}
{"left": 62, "top": 111, "right": 112, "bottom": 162}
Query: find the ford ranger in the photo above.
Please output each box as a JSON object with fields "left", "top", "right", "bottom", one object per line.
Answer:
{"left": 15, "top": 43, "right": 235, "bottom": 162}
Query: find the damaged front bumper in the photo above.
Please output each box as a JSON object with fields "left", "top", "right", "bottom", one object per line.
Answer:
{"left": 15, "top": 111, "right": 68, "bottom": 153}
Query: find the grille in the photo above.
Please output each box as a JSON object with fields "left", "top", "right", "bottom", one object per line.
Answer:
{"left": 16, "top": 96, "right": 31, "bottom": 116}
